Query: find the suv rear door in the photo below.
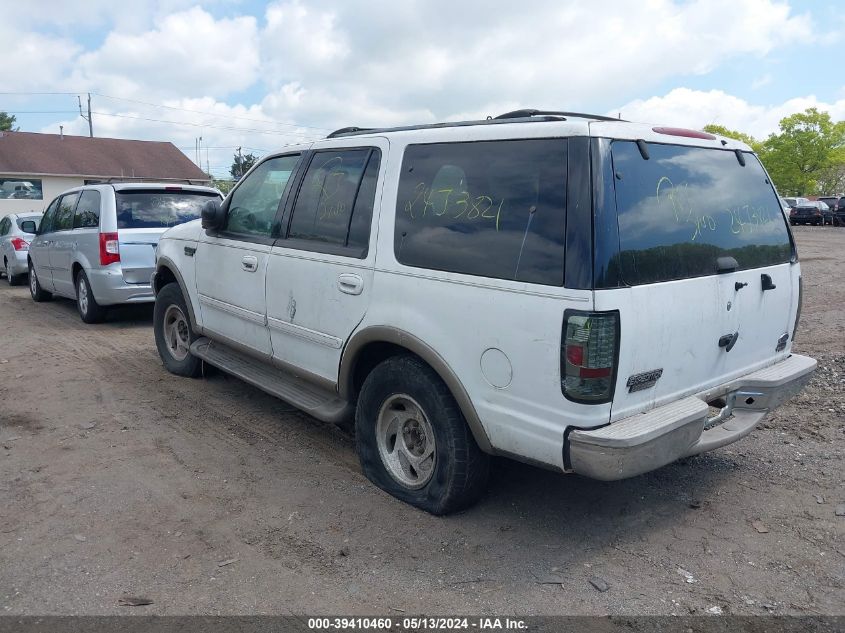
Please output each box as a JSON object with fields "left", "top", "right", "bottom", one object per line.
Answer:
{"left": 265, "top": 139, "right": 387, "bottom": 384}
{"left": 593, "top": 138, "right": 797, "bottom": 422}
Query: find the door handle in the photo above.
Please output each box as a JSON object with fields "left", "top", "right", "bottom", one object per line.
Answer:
{"left": 337, "top": 273, "right": 364, "bottom": 295}
{"left": 241, "top": 255, "right": 258, "bottom": 272}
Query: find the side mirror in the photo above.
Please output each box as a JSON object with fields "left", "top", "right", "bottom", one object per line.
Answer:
{"left": 20, "top": 220, "right": 37, "bottom": 234}
{"left": 201, "top": 199, "right": 225, "bottom": 231}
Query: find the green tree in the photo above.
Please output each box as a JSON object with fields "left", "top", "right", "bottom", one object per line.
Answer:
{"left": 0, "top": 112, "right": 18, "bottom": 131}
{"left": 759, "top": 108, "right": 845, "bottom": 196}
{"left": 703, "top": 124, "right": 761, "bottom": 152}
{"left": 230, "top": 151, "right": 258, "bottom": 179}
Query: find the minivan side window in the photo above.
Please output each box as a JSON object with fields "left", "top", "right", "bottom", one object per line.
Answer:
{"left": 394, "top": 139, "right": 568, "bottom": 286}
{"left": 39, "top": 198, "right": 61, "bottom": 234}
{"left": 73, "top": 190, "right": 101, "bottom": 228}
{"left": 286, "top": 148, "right": 380, "bottom": 257}
{"left": 225, "top": 154, "right": 301, "bottom": 238}
{"left": 54, "top": 192, "right": 80, "bottom": 231}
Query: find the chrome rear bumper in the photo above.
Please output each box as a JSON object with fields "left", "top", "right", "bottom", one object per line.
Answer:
{"left": 566, "top": 354, "right": 816, "bottom": 481}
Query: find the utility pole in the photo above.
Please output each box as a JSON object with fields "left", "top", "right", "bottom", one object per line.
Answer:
{"left": 237, "top": 146, "right": 243, "bottom": 178}
{"left": 78, "top": 94, "right": 93, "bottom": 137}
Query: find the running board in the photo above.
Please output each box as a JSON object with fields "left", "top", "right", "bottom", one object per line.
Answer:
{"left": 190, "top": 337, "right": 352, "bottom": 424}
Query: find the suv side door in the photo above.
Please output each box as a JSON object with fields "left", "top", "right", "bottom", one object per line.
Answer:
{"left": 266, "top": 139, "right": 387, "bottom": 384}
{"left": 49, "top": 191, "right": 82, "bottom": 297}
{"left": 30, "top": 198, "right": 60, "bottom": 291}
{"left": 195, "top": 153, "right": 304, "bottom": 357}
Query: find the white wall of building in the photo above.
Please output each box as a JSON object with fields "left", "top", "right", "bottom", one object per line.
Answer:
{"left": 0, "top": 175, "right": 85, "bottom": 218}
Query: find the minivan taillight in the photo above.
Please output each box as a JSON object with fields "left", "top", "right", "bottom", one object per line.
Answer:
{"left": 99, "top": 232, "right": 120, "bottom": 265}
{"left": 10, "top": 237, "right": 29, "bottom": 251}
{"left": 562, "top": 310, "right": 620, "bottom": 404}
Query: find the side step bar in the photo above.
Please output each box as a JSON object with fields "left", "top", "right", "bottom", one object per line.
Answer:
{"left": 190, "top": 337, "right": 352, "bottom": 424}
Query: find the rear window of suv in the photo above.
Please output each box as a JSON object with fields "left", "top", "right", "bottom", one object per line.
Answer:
{"left": 611, "top": 142, "right": 792, "bottom": 285}
{"left": 115, "top": 190, "right": 220, "bottom": 229}
{"left": 394, "top": 139, "right": 567, "bottom": 286}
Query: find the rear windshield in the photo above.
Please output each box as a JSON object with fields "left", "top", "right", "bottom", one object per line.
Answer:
{"left": 115, "top": 190, "right": 220, "bottom": 229}
{"left": 611, "top": 142, "right": 792, "bottom": 285}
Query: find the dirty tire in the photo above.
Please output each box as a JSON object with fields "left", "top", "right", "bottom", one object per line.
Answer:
{"left": 28, "top": 261, "right": 52, "bottom": 302}
{"left": 356, "top": 354, "right": 490, "bottom": 515}
{"left": 76, "top": 270, "right": 107, "bottom": 324}
{"left": 154, "top": 282, "right": 203, "bottom": 378}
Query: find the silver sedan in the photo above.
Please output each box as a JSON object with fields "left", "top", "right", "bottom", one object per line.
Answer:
{"left": 0, "top": 212, "right": 42, "bottom": 285}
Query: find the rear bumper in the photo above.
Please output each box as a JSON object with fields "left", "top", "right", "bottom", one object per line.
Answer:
{"left": 87, "top": 267, "right": 155, "bottom": 305}
{"left": 566, "top": 354, "right": 816, "bottom": 481}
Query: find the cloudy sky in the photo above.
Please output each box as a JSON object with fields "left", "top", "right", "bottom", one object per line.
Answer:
{"left": 1, "top": 0, "right": 843, "bottom": 177}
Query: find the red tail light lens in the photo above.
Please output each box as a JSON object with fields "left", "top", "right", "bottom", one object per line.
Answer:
{"left": 99, "top": 232, "right": 120, "bottom": 265}
{"left": 561, "top": 310, "right": 620, "bottom": 403}
{"left": 10, "top": 237, "right": 29, "bottom": 251}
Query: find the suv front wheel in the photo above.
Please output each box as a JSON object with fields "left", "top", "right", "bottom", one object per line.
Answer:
{"left": 154, "top": 282, "right": 203, "bottom": 377}
{"left": 355, "top": 354, "right": 490, "bottom": 515}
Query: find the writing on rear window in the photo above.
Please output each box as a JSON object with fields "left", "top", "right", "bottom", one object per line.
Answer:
{"left": 611, "top": 142, "right": 791, "bottom": 285}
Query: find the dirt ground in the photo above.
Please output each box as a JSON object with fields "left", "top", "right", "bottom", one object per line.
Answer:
{"left": 0, "top": 226, "right": 842, "bottom": 617}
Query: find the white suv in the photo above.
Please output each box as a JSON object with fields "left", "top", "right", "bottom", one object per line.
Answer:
{"left": 152, "top": 110, "right": 816, "bottom": 514}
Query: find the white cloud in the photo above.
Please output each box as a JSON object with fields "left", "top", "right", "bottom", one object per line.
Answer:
{"left": 752, "top": 74, "right": 773, "bottom": 90}
{"left": 614, "top": 87, "right": 845, "bottom": 139}
{"left": 0, "top": 25, "right": 80, "bottom": 92}
{"left": 69, "top": 7, "right": 260, "bottom": 99}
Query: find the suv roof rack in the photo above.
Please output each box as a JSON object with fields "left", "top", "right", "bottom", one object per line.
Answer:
{"left": 494, "top": 109, "right": 624, "bottom": 122}
{"left": 324, "top": 109, "right": 608, "bottom": 139}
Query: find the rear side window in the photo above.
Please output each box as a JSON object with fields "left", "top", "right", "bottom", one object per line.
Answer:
{"left": 73, "top": 190, "right": 101, "bottom": 228}
{"left": 394, "top": 139, "right": 567, "bottom": 286}
{"left": 116, "top": 190, "right": 221, "bottom": 229}
{"left": 39, "top": 199, "right": 60, "bottom": 234}
{"left": 286, "top": 148, "right": 380, "bottom": 257}
{"left": 611, "top": 142, "right": 792, "bottom": 285}
{"left": 54, "top": 192, "right": 80, "bottom": 231}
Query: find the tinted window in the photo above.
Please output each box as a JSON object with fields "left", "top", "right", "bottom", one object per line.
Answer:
{"left": 54, "top": 193, "right": 80, "bottom": 231}
{"left": 39, "top": 199, "right": 60, "bottom": 234}
{"left": 73, "top": 190, "right": 101, "bottom": 228}
{"left": 0, "top": 218, "right": 9, "bottom": 236}
{"left": 287, "top": 149, "right": 379, "bottom": 256}
{"left": 394, "top": 139, "right": 567, "bottom": 285}
{"left": 225, "top": 155, "right": 300, "bottom": 237}
{"left": 116, "top": 190, "right": 220, "bottom": 229}
{"left": 611, "top": 142, "right": 792, "bottom": 285}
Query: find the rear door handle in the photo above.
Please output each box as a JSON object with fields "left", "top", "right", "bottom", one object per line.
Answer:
{"left": 241, "top": 255, "right": 258, "bottom": 272}
{"left": 337, "top": 273, "right": 364, "bottom": 295}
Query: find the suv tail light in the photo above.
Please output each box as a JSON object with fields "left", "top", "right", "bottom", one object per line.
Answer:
{"left": 10, "top": 237, "right": 29, "bottom": 251}
{"left": 99, "top": 232, "right": 120, "bottom": 265}
{"left": 561, "top": 310, "right": 620, "bottom": 403}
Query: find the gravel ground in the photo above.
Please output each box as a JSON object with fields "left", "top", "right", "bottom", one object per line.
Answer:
{"left": 0, "top": 226, "right": 842, "bottom": 616}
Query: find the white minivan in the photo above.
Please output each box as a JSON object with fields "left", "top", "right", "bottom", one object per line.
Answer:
{"left": 152, "top": 110, "right": 816, "bottom": 514}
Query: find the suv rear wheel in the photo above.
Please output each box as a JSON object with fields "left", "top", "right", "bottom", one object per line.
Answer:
{"left": 76, "top": 270, "right": 107, "bottom": 323}
{"left": 355, "top": 354, "right": 490, "bottom": 515}
{"left": 154, "top": 282, "right": 202, "bottom": 377}
{"left": 28, "top": 261, "right": 52, "bottom": 302}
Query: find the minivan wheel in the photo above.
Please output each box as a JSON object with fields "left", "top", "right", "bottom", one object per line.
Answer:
{"left": 154, "top": 282, "right": 202, "bottom": 377}
{"left": 76, "top": 270, "right": 107, "bottom": 323}
{"left": 355, "top": 354, "right": 490, "bottom": 515}
{"left": 28, "top": 262, "right": 52, "bottom": 302}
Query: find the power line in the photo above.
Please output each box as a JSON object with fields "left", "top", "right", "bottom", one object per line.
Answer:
{"left": 0, "top": 91, "right": 80, "bottom": 95}
{"left": 0, "top": 110, "right": 80, "bottom": 114}
{"left": 91, "top": 111, "right": 324, "bottom": 139}
{"left": 93, "top": 92, "right": 333, "bottom": 132}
